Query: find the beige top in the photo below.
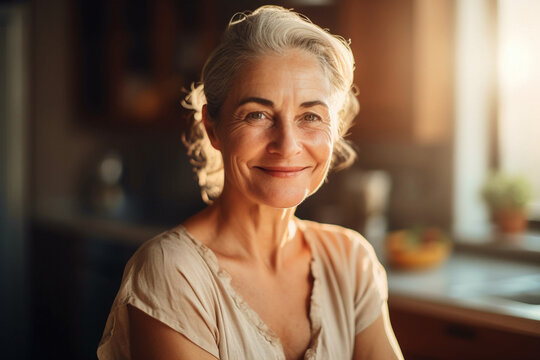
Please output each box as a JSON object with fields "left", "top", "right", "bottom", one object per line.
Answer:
{"left": 97, "top": 220, "right": 388, "bottom": 360}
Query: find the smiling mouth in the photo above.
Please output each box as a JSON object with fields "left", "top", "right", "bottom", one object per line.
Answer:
{"left": 254, "top": 166, "right": 308, "bottom": 178}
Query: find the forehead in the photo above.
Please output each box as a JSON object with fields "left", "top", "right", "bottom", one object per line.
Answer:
{"left": 226, "top": 50, "right": 335, "bottom": 107}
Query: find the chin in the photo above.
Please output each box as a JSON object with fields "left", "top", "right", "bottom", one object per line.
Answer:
{"left": 252, "top": 187, "right": 311, "bottom": 209}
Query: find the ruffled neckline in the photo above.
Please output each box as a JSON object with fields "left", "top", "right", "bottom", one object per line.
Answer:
{"left": 174, "top": 219, "right": 322, "bottom": 360}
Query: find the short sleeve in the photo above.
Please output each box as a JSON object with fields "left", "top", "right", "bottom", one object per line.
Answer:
{"left": 352, "top": 235, "right": 388, "bottom": 334}
{"left": 97, "top": 234, "right": 220, "bottom": 360}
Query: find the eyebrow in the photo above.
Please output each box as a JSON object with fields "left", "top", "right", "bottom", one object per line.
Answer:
{"left": 300, "top": 100, "right": 328, "bottom": 109}
{"left": 236, "top": 97, "right": 328, "bottom": 109}
{"left": 237, "top": 97, "right": 274, "bottom": 107}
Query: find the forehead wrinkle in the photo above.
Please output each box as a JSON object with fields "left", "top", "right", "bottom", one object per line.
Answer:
{"left": 225, "top": 51, "right": 335, "bottom": 116}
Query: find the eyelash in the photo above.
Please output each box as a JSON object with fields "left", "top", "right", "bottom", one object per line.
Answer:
{"left": 245, "top": 112, "right": 268, "bottom": 121}
{"left": 302, "top": 113, "right": 321, "bottom": 122}
{"left": 244, "top": 112, "right": 322, "bottom": 122}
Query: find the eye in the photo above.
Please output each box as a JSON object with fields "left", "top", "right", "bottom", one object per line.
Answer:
{"left": 246, "top": 112, "right": 268, "bottom": 121}
{"left": 302, "top": 113, "right": 321, "bottom": 122}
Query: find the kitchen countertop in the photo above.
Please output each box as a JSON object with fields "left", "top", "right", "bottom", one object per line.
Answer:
{"left": 387, "top": 252, "right": 540, "bottom": 337}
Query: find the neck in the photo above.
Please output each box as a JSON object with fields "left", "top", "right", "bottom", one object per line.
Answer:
{"left": 205, "top": 187, "right": 300, "bottom": 270}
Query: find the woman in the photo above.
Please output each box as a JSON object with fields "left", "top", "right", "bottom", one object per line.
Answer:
{"left": 98, "top": 6, "right": 403, "bottom": 360}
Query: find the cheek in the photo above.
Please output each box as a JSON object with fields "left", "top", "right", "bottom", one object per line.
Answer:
{"left": 304, "top": 127, "right": 334, "bottom": 161}
{"left": 218, "top": 126, "right": 263, "bottom": 163}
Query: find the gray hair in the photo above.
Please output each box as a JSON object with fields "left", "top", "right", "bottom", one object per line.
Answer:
{"left": 183, "top": 5, "right": 359, "bottom": 203}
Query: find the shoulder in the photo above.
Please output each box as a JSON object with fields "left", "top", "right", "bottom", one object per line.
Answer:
{"left": 128, "top": 226, "right": 205, "bottom": 272}
{"left": 299, "top": 219, "right": 388, "bottom": 302}
{"left": 121, "top": 226, "right": 216, "bottom": 298}
{"left": 99, "top": 227, "right": 221, "bottom": 359}
{"left": 298, "top": 219, "right": 377, "bottom": 261}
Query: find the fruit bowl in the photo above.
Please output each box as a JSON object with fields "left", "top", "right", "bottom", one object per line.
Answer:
{"left": 386, "top": 227, "right": 452, "bottom": 269}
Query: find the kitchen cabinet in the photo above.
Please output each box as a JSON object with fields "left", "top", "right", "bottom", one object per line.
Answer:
{"left": 387, "top": 251, "right": 540, "bottom": 360}
{"left": 390, "top": 305, "right": 540, "bottom": 360}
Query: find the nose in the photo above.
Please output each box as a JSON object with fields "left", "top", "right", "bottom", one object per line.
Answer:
{"left": 267, "top": 119, "right": 302, "bottom": 157}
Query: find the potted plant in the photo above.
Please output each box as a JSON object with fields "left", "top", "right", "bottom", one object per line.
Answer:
{"left": 481, "top": 172, "right": 533, "bottom": 234}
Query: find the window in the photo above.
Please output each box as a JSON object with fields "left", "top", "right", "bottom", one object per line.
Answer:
{"left": 498, "top": 0, "right": 540, "bottom": 221}
{"left": 453, "top": 0, "right": 539, "bottom": 239}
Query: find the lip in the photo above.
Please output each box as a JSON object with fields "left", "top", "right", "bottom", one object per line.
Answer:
{"left": 254, "top": 166, "right": 308, "bottom": 178}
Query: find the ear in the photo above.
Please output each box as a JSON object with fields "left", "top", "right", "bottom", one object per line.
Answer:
{"left": 202, "top": 105, "right": 222, "bottom": 151}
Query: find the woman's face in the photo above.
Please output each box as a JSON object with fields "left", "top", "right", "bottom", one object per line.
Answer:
{"left": 208, "top": 49, "right": 338, "bottom": 209}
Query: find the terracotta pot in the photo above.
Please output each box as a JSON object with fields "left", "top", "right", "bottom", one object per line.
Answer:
{"left": 493, "top": 208, "right": 528, "bottom": 234}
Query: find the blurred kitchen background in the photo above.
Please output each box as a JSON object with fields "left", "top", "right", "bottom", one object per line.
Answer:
{"left": 1, "top": 0, "right": 539, "bottom": 359}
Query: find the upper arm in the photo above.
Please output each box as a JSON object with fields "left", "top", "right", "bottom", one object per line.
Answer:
{"left": 353, "top": 303, "right": 403, "bottom": 360}
{"left": 128, "top": 305, "right": 218, "bottom": 360}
